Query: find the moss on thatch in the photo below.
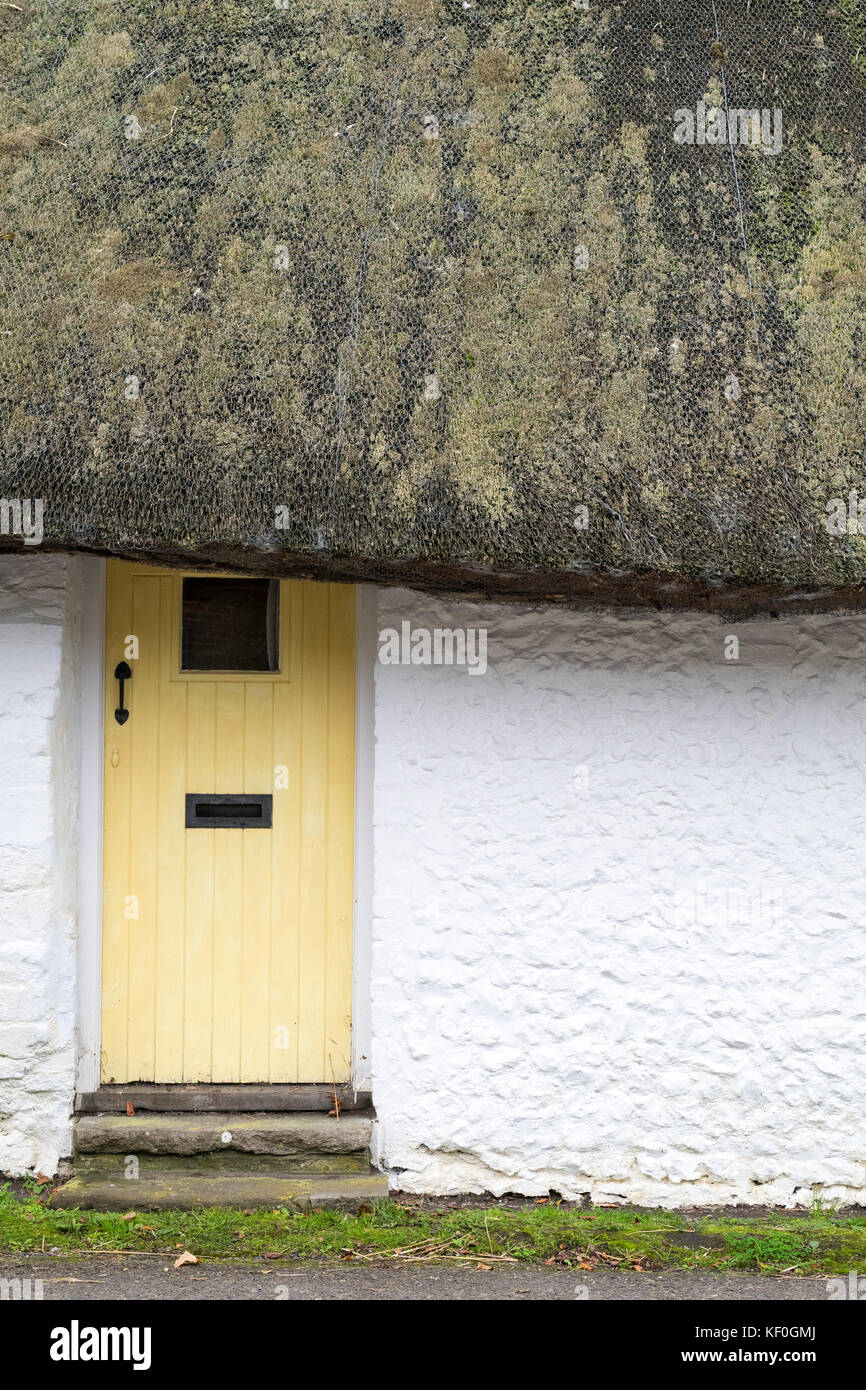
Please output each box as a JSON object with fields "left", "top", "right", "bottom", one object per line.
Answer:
{"left": 2, "top": 0, "right": 866, "bottom": 606}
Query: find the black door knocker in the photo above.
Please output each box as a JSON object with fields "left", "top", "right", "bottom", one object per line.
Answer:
{"left": 114, "top": 661, "right": 132, "bottom": 725}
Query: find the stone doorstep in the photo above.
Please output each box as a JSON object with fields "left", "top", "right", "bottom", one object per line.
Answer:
{"left": 50, "top": 1170, "right": 390, "bottom": 1212}
{"left": 73, "top": 1111, "right": 375, "bottom": 1157}
{"left": 78, "top": 1151, "right": 370, "bottom": 1175}
{"left": 61, "top": 1110, "right": 386, "bottom": 1209}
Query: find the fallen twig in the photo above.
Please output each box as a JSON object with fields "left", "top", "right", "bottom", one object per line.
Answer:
{"left": 153, "top": 107, "right": 180, "bottom": 142}
{"left": 328, "top": 1054, "right": 341, "bottom": 1119}
{"left": 347, "top": 1233, "right": 519, "bottom": 1265}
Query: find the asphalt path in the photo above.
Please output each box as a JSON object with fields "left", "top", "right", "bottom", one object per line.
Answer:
{"left": 0, "top": 1255, "right": 835, "bottom": 1300}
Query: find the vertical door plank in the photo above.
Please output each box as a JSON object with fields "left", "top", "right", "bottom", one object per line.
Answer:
{"left": 101, "top": 562, "right": 133, "bottom": 1081}
{"left": 183, "top": 681, "right": 216, "bottom": 1080}
{"left": 297, "top": 582, "right": 330, "bottom": 1081}
{"left": 125, "top": 575, "right": 161, "bottom": 1080}
{"left": 240, "top": 681, "right": 274, "bottom": 1080}
{"left": 210, "top": 682, "right": 245, "bottom": 1080}
{"left": 324, "top": 585, "right": 356, "bottom": 1084}
{"left": 269, "top": 582, "right": 303, "bottom": 1080}
{"left": 154, "top": 577, "right": 186, "bottom": 1081}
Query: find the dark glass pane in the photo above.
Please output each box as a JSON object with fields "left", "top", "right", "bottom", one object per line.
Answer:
{"left": 181, "top": 578, "right": 278, "bottom": 671}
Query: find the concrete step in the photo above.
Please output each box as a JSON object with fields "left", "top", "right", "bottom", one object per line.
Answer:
{"left": 50, "top": 1170, "right": 389, "bottom": 1211}
{"left": 77, "top": 1150, "right": 370, "bottom": 1176}
{"left": 74, "top": 1111, "right": 374, "bottom": 1157}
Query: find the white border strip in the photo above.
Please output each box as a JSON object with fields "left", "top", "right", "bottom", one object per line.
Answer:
{"left": 351, "top": 584, "right": 376, "bottom": 1093}
{"left": 75, "top": 556, "right": 105, "bottom": 1095}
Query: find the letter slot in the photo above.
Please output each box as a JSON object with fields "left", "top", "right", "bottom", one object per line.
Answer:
{"left": 185, "top": 794, "right": 273, "bottom": 828}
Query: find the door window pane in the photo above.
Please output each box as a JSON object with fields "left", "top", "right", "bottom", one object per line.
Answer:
{"left": 181, "top": 578, "right": 279, "bottom": 671}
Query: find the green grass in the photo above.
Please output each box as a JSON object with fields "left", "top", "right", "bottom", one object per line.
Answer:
{"left": 3, "top": 1182, "right": 866, "bottom": 1274}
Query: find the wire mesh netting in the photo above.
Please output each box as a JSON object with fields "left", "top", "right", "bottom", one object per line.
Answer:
{"left": 1, "top": 0, "right": 866, "bottom": 591}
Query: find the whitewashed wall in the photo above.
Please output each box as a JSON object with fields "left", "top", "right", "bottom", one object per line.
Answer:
{"left": 4, "top": 557, "right": 866, "bottom": 1205}
{"left": 371, "top": 588, "right": 866, "bottom": 1207}
{"left": 0, "top": 554, "right": 81, "bottom": 1176}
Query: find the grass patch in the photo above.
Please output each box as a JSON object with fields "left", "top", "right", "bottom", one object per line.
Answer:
{"left": 2, "top": 1183, "right": 866, "bottom": 1274}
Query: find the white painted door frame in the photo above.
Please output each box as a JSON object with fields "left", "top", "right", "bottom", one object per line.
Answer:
{"left": 74, "top": 564, "right": 375, "bottom": 1096}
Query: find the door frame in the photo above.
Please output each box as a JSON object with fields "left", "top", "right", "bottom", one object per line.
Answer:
{"left": 75, "top": 559, "right": 375, "bottom": 1095}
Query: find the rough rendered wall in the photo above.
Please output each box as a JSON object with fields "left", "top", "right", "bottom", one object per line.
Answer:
{"left": 371, "top": 587, "right": 866, "bottom": 1206}
{"left": 0, "top": 554, "right": 81, "bottom": 1175}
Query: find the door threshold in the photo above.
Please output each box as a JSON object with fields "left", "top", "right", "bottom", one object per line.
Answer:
{"left": 76, "top": 1083, "right": 371, "bottom": 1114}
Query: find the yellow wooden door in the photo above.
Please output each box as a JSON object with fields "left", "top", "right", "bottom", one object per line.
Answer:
{"left": 101, "top": 562, "right": 356, "bottom": 1084}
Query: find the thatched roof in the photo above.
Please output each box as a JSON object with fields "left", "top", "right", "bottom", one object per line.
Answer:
{"left": 3, "top": 0, "right": 866, "bottom": 612}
